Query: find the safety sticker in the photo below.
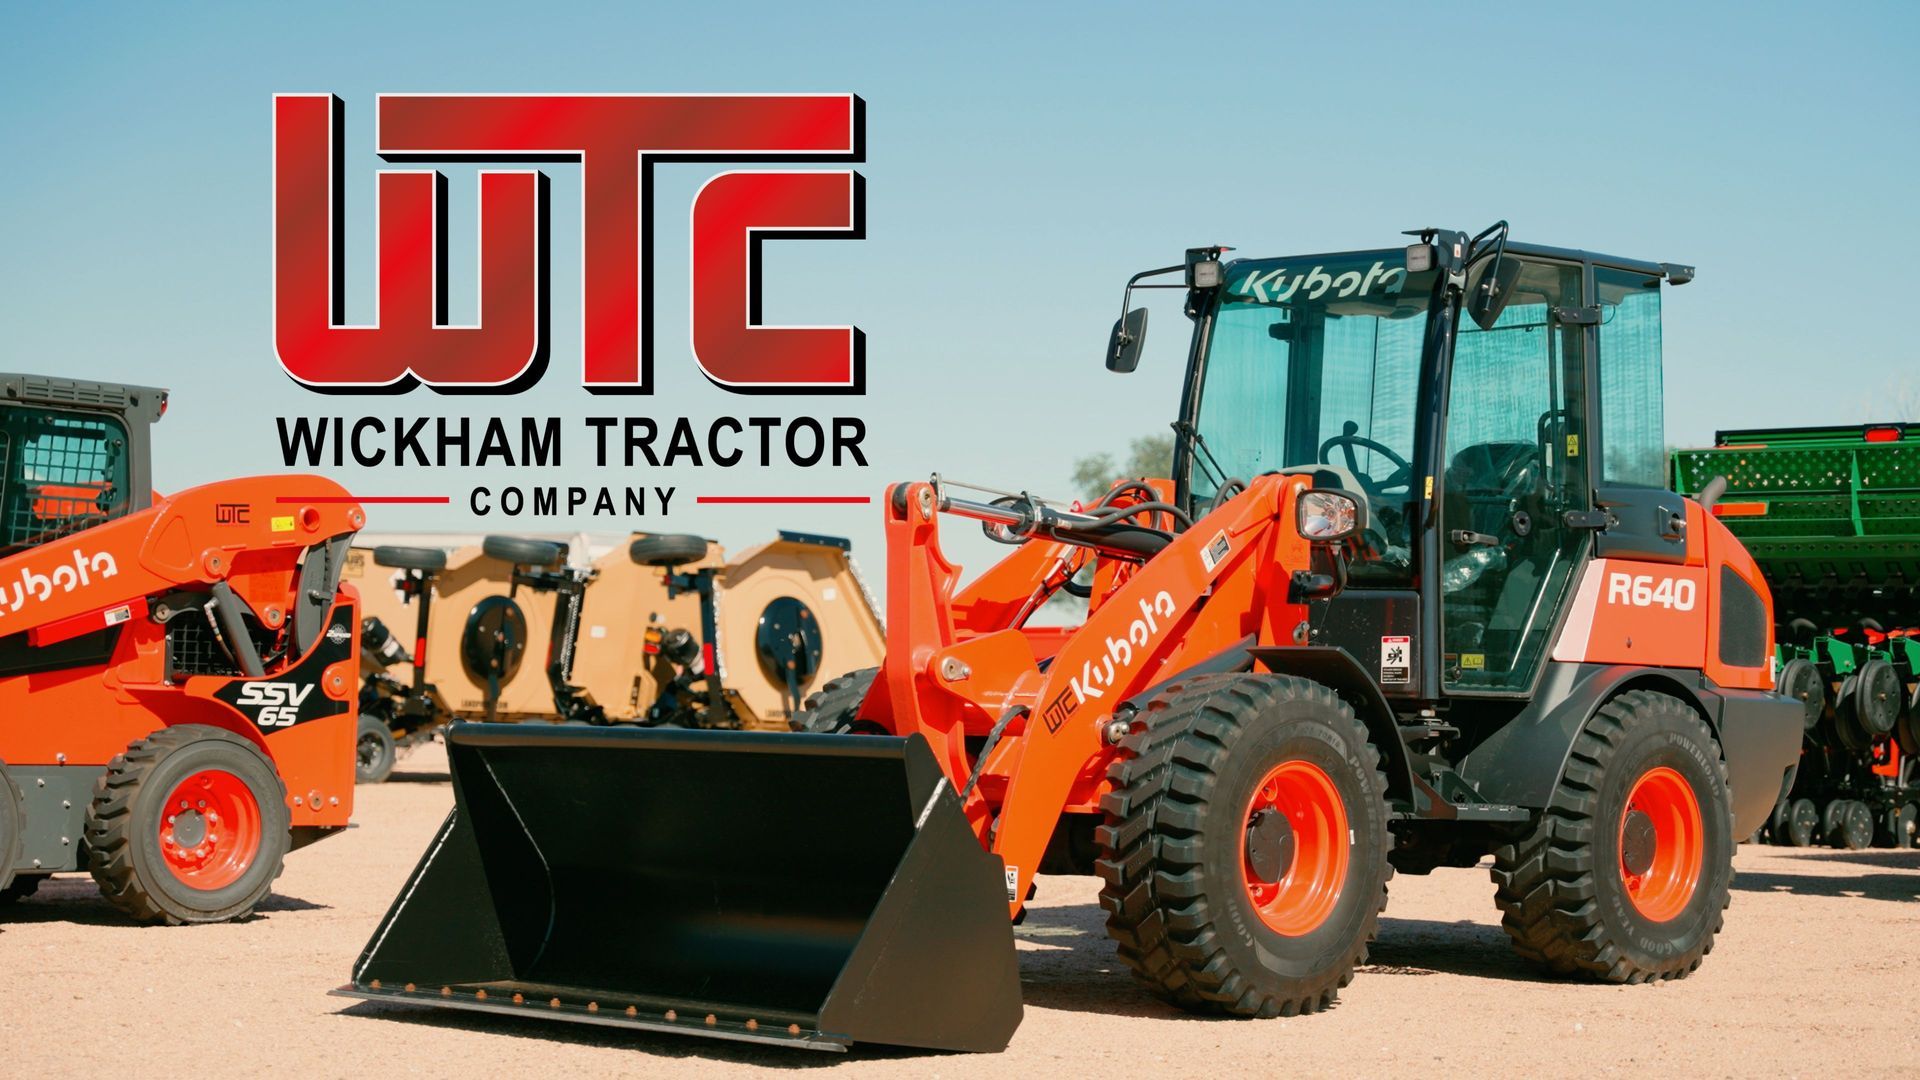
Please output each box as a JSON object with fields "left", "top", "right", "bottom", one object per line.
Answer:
{"left": 1200, "top": 530, "right": 1230, "bottom": 574}
{"left": 270, "top": 515, "right": 296, "bottom": 532}
{"left": 1005, "top": 866, "right": 1019, "bottom": 903}
{"left": 1460, "top": 653, "right": 1485, "bottom": 671}
{"left": 1380, "top": 636, "right": 1410, "bottom": 684}
{"left": 104, "top": 604, "right": 133, "bottom": 627}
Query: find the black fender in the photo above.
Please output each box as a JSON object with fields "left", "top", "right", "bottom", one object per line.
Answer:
{"left": 1247, "top": 646, "right": 1417, "bottom": 807}
{"left": 1454, "top": 662, "right": 1800, "bottom": 835}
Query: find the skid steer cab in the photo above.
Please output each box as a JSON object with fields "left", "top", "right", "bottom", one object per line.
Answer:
{"left": 341, "top": 227, "right": 1802, "bottom": 1053}
{"left": 0, "top": 373, "right": 363, "bottom": 924}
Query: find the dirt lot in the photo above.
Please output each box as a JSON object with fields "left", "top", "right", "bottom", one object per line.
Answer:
{"left": 4, "top": 742, "right": 1915, "bottom": 1078}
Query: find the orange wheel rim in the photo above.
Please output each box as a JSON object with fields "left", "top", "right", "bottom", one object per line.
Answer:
{"left": 156, "top": 769, "right": 262, "bottom": 890}
{"left": 1242, "top": 760, "right": 1349, "bottom": 936}
{"left": 1618, "top": 766, "right": 1704, "bottom": 922}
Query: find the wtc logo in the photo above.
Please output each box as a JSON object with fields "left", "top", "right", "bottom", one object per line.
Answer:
{"left": 273, "top": 94, "right": 866, "bottom": 395}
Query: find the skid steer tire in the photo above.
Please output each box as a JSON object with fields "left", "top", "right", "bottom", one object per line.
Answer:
{"left": 1491, "top": 690, "right": 1733, "bottom": 984}
{"left": 1095, "top": 673, "right": 1391, "bottom": 1018}
{"left": 627, "top": 533, "right": 710, "bottom": 568}
{"left": 789, "top": 667, "right": 881, "bottom": 734}
{"left": 85, "top": 725, "right": 291, "bottom": 925}
{"left": 356, "top": 714, "right": 398, "bottom": 784}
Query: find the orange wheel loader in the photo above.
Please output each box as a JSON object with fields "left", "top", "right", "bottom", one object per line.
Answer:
{"left": 339, "top": 226, "right": 1802, "bottom": 1051}
{"left": 0, "top": 373, "right": 363, "bottom": 923}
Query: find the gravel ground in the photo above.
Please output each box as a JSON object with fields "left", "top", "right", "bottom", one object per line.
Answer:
{"left": 4, "top": 741, "right": 1915, "bottom": 1078}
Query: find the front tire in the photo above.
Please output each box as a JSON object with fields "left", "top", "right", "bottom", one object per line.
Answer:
{"left": 1492, "top": 690, "right": 1733, "bottom": 982}
{"left": 85, "top": 725, "right": 292, "bottom": 925}
{"left": 356, "top": 714, "right": 398, "bottom": 784}
{"left": 1096, "top": 673, "right": 1391, "bottom": 1017}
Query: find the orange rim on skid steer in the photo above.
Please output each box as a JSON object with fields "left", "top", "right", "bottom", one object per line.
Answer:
{"left": 1243, "top": 760, "right": 1349, "bottom": 937}
{"left": 158, "top": 769, "right": 264, "bottom": 890}
{"left": 1619, "top": 766, "right": 1704, "bottom": 922}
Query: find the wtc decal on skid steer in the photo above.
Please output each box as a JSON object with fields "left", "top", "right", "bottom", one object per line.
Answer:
{"left": 340, "top": 225, "right": 1802, "bottom": 1055}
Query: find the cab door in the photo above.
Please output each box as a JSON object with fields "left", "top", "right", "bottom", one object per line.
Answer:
{"left": 1438, "top": 257, "right": 1590, "bottom": 692}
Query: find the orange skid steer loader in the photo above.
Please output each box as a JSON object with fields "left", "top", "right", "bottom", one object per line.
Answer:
{"left": 0, "top": 373, "right": 363, "bottom": 923}
{"left": 341, "top": 227, "right": 1802, "bottom": 1051}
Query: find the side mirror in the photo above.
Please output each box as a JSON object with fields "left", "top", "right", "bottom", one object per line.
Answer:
{"left": 1467, "top": 255, "right": 1523, "bottom": 331}
{"left": 1106, "top": 307, "right": 1149, "bottom": 372}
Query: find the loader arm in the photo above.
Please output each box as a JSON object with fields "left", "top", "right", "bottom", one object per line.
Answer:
{"left": 879, "top": 474, "right": 1317, "bottom": 915}
{"left": 0, "top": 475, "right": 362, "bottom": 637}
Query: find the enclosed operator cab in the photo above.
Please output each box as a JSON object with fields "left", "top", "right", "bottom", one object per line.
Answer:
{"left": 1162, "top": 232, "right": 1798, "bottom": 840}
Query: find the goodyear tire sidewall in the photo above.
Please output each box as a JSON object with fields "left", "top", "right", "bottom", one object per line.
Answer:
{"left": 1592, "top": 714, "right": 1732, "bottom": 965}
{"left": 1207, "top": 702, "right": 1387, "bottom": 980}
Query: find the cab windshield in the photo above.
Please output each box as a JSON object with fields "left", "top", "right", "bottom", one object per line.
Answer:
{"left": 1189, "top": 250, "right": 1438, "bottom": 584}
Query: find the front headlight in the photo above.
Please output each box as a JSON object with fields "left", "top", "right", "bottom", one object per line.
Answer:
{"left": 1297, "top": 490, "right": 1362, "bottom": 542}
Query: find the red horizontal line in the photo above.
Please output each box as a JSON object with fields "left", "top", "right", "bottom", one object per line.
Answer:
{"left": 276, "top": 496, "right": 451, "bottom": 504}
{"left": 696, "top": 496, "right": 871, "bottom": 505}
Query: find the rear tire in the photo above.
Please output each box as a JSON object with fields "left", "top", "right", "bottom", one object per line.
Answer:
{"left": 356, "top": 714, "right": 398, "bottom": 784}
{"left": 85, "top": 725, "right": 292, "bottom": 925}
{"left": 1096, "top": 673, "right": 1391, "bottom": 1017}
{"left": 789, "top": 667, "right": 880, "bottom": 734}
{"left": 1491, "top": 690, "right": 1733, "bottom": 983}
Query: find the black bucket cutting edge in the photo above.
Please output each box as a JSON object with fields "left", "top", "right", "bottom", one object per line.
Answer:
{"left": 337, "top": 723, "right": 1023, "bottom": 1053}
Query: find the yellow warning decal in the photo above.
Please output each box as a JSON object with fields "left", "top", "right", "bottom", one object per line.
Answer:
{"left": 270, "top": 515, "right": 296, "bottom": 533}
{"left": 1423, "top": 475, "right": 1434, "bottom": 499}
{"left": 1566, "top": 434, "right": 1580, "bottom": 457}
{"left": 1461, "top": 653, "right": 1485, "bottom": 670}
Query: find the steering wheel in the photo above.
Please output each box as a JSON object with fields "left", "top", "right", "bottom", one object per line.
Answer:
{"left": 1318, "top": 421, "right": 1412, "bottom": 499}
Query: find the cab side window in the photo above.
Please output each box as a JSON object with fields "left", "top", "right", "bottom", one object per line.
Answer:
{"left": 1595, "top": 268, "right": 1666, "bottom": 488}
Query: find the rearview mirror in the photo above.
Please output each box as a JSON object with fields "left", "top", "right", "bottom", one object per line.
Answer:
{"left": 1467, "top": 255, "right": 1523, "bottom": 331}
{"left": 1106, "top": 307, "right": 1149, "bottom": 372}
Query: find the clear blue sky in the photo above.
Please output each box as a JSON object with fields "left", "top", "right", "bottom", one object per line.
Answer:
{"left": 1, "top": 2, "right": 1914, "bottom": 585}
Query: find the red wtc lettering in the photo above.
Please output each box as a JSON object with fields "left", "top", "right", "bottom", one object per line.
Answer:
{"left": 273, "top": 93, "right": 865, "bottom": 394}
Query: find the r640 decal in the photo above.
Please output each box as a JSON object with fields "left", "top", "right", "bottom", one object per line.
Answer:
{"left": 273, "top": 94, "right": 865, "bottom": 395}
{"left": 1607, "top": 572, "right": 1696, "bottom": 611}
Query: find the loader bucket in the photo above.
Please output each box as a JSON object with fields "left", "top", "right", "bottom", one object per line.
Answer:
{"left": 333, "top": 724, "right": 1023, "bottom": 1053}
